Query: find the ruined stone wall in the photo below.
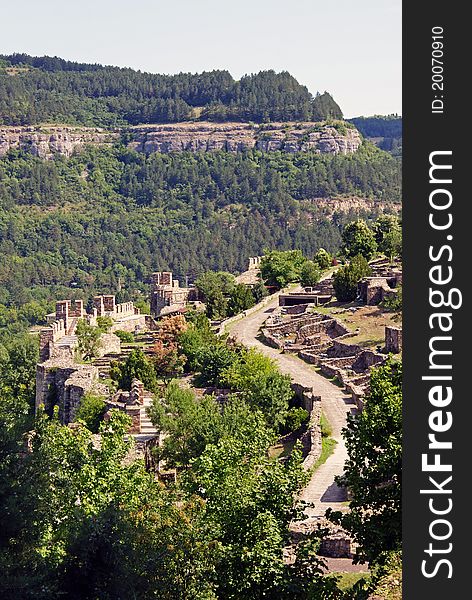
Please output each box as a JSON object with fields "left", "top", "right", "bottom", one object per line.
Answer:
{"left": 110, "top": 314, "right": 147, "bottom": 334}
{"left": 39, "top": 319, "right": 67, "bottom": 361}
{"left": 291, "top": 383, "right": 323, "bottom": 470}
{"left": 97, "top": 333, "right": 121, "bottom": 357}
{"left": 385, "top": 326, "right": 403, "bottom": 353}
{"left": 326, "top": 340, "right": 363, "bottom": 358}
{"left": 35, "top": 359, "right": 103, "bottom": 423}
{"left": 319, "top": 533, "right": 355, "bottom": 558}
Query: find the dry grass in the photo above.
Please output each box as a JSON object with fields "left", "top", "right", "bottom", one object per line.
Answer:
{"left": 313, "top": 303, "right": 402, "bottom": 350}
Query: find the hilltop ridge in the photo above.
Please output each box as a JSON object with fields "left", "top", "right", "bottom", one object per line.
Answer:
{"left": 0, "top": 53, "right": 343, "bottom": 127}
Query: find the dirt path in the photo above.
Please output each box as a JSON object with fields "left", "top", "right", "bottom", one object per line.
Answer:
{"left": 228, "top": 293, "right": 356, "bottom": 519}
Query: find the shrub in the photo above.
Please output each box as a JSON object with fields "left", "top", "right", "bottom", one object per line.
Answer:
{"left": 75, "top": 392, "right": 106, "bottom": 433}
{"left": 314, "top": 248, "right": 332, "bottom": 271}
{"left": 283, "top": 407, "right": 309, "bottom": 432}
{"left": 333, "top": 255, "right": 372, "bottom": 302}
{"left": 300, "top": 261, "right": 321, "bottom": 287}
{"left": 114, "top": 330, "right": 134, "bottom": 343}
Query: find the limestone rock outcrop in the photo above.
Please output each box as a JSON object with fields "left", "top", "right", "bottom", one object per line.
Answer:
{"left": 0, "top": 121, "right": 362, "bottom": 159}
{"left": 0, "top": 126, "right": 116, "bottom": 159}
{"left": 129, "top": 121, "right": 361, "bottom": 155}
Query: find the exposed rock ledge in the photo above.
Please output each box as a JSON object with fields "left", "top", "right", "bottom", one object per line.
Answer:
{"left": 0, "top": 121, "right": 362, "bottom": 159}
{"left": 0, "top": 126, "right": 116, "bottom": 159}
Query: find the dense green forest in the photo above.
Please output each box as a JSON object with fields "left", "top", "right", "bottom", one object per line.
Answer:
{"left": 0, "top": 54, "right": 342, "bottom": 126}
{"left": 0, "top": 142, "right": 401, "bottom": 326}
{"left": 348, "top": 116, "right": 402, "bottom": 155}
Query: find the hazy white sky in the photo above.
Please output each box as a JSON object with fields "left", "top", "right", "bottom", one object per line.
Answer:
{"left": 1, "top": 0, "right": 401, "bottom": 117}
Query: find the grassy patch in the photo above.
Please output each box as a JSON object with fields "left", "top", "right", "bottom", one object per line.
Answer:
{"left": 333, "top": 572, "right": 370, "bottom": 592}
{"left": 311, "top": 303, "right": 402, "bottom": 350}
{"left": 313, "top": 436, "right": 337, "bottom": 471}
{"left": 320, "top": 412, "right": 332, "bottom": 438}
{"left": 269, "top": 437, "right": 296, "bottom": 460}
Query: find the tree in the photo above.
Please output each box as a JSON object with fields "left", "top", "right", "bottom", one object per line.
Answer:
{"left": 75, "top": 392, "right": 106, "bottom": 433}
{"left": 152, "top": 340, "right": 185, "bottom": 383}
{"left": 333, "top": 255, "right": 372, "bottom": 302}
{"left": 251, "top": 281, "right": 269, "bottom": 303}
{"left": 328, "top": 360, "right": 402, "bottom": 564}
{"left": 75, "top": 319, "right": 102, "bottom": 360}
{"left": 372, "top": 214, "right": 400, "bottom": 246}
{"left": 228, "top": 283, "right": 255, "bottom": 315}
{"left": 0, "top": 408, "right": 218, "bottom": 599}
{"left": 178, "top": 313, "right": 216, "bottom": 371}
{"left": 110, "top": 348, "right": 158, "bottom": 392}
{"left": 196, "top": 343, "right": 238, "bottom": 387}
{"left": 195, "top": 272, "right": 235, "bottom": 320}
{"left": 157, "top": 314, "right": 188, "bottom": 343}
{"left": 341, "top": 220, "right": 378, "bottom": 260}
{"left": 221, "top": 348, "right": 294, "bottom": 428}
{"left": 373, "top": 215, "right": 402, "bottom": 261}
{"left": 382, "top": 228, "right": 402, "bottom": 262}
{"left": 184, "top": 435, "right": 309, "bottom": 599}
{"left": 260, "top": 250, "right": 307, "bottom": 289}
{"left": 314, "top": 248, "right": 332, "bottom": 271}
{"left": 300, "top": 261, "right": 321, "bottom": 287}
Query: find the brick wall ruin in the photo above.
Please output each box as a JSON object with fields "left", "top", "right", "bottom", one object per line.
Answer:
{"left": 35, "top": 358, "right": 108, "bottom": 424}
{"left": 150, "top": 271, "right": 195, "bottom": 317}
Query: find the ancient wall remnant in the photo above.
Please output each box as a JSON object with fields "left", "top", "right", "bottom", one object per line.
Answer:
{"left": 150, "top": 271, "right": 195, "bottom": 317}
{"left": 35, "top": 357, "right": 107, "bottom": 424}
{"left": 385, "top": 326, "right": 403, "bottom": 353}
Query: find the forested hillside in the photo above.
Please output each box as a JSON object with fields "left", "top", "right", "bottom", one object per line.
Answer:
{"left": 348, "top": 115, "right": 402, "bottom": 155}
{"left": 0, "top": 143, "right": 400, "bottom": 315}
{"left": 0, "top": 54, "right": 401, "bottom": 339}
{"left": 0, "top": 54, "right": 342, "bottom": 126}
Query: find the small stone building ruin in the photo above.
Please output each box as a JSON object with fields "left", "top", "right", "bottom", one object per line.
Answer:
{"left": 357, "top": 259, "right": 402, "bottom": 306}
{"left": 150, "top": 271, "right": 196, "bottom": 317}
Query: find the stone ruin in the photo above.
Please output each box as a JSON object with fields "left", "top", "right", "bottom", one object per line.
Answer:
{"left": 150, "top": 271, "right": 196, "bottom": 317}
{"left": 261, "top": 305, "right": 399, "bottom": 409}
{"left": 357, "top": 258, "right": 402, "bottom": 306}
{"left": 235, "top": 256, "right": 264, "bottom": 285}
{"left": 385, "top": 325, "right": 403, "bottom": 354}
{"left": 36, "top": 294, "right": 146, "bottom": 422}
{"left": 279, "top": 278, "right": 335, "bottom": 308}
{"left": 40, "top": 295, "right": 145, "bottom": 363}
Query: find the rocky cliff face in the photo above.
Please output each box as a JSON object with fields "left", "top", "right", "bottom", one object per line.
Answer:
{"left": 0, "top": 126, "right": 117, "bottom": 159}
{"left": 0, "top": 121, "right": 362, "bottom": 159}
{"left": 129, "top": 122, "right": 361, "bottom": 155}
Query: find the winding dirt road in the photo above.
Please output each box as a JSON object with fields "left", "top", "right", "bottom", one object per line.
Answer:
{"left": 228, "top": 293, "right": 356, "bottom": 520}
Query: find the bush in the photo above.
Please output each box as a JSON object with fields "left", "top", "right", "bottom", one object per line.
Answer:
{"left": 300, "top": 261, "right": 321, "bottom": 287}
{"left": 114, "top": 330, "right": 134, "bottom": 343}
{"left": 110, "top": 348, "right": 158, "bottom": 392}
{"left": 333, "top": 255, "right": 372, "bottom": 302}
{"left": 75, "top": 392, "right": 106, "bottom": 433}
{"left": 283, "top": 407, "right": 309, "bottom": 432}
{"left": 96, "top": 316, "right": 114, "bottom": 332}
{"left": 314, "top": 248, "right": 332, "bottom": 271}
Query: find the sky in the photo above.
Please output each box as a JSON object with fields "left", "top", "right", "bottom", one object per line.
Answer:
{"left": 1, "top": 0, "right": 401, "bottom": 118}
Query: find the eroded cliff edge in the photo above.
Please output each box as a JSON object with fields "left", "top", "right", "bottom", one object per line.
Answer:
{"left": 0, "top": 121, "right": 362, "bottom": 159}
